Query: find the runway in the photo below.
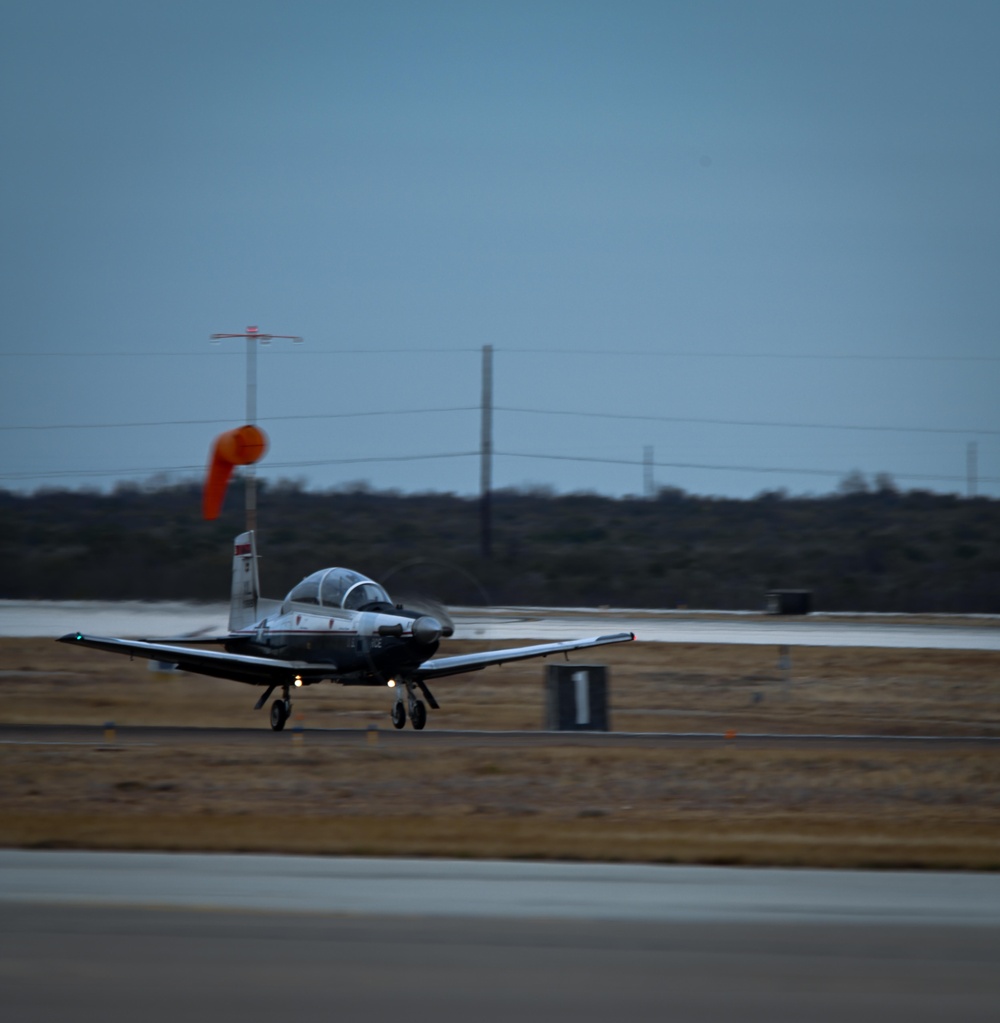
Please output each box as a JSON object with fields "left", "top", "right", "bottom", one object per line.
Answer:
{"left": 3, "top": 599, "right": 999, "bottom": 650}
{"left": 5, "top": 850, "right": 1000, "bottom": 923}
{"left": 2, "top": 722, "right": 998, "bottom": 749}
{"left": 2, "top": 851, "right": 999, "bottom": 1022}
{"left": 459, "top": 608, "right": 1000, "bottom": 651}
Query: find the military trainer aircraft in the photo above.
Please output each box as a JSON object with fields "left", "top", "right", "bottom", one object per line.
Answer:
{"left": 60, "top": 532, "right": 634, "bottom": 731}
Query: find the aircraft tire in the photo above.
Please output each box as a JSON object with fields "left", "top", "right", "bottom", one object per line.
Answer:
{"left": 270, "top": 699, "right": 288, "bottom": 731}
{"left": 390, "top": 702, "right": 406, "bottom": 729}
{"left": 410, "top": 700, "right": 427, "bottom": 730}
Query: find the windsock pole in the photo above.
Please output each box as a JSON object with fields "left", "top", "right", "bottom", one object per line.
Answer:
{"left": 246, "top": 332, "right": 258, "bottom": 532}
{"left": 209, "top": 327, "right": 303, "bottom": 533}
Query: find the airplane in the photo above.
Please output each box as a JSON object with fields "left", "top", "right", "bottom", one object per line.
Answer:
{"left": 60, "top": 531, "right": 635, "bottom": 731}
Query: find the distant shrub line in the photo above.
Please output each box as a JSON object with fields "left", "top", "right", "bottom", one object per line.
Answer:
{"left": 1, "top": 481, "right": 997, "bottom": 612}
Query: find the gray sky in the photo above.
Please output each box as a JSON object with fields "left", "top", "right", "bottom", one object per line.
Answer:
{"left": 1, "top": 0, "right": 998, "bottom": 499}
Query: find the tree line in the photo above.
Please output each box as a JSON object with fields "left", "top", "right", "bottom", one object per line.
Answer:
{"left": 1, "top": 479, "right": 997, "bottom": 613}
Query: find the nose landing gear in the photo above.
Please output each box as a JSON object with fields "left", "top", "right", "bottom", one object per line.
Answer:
{"left": 389, "top": 680, "right": 428, "bottom": 730}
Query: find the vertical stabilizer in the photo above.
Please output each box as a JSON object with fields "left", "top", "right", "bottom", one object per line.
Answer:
{"left": 229, "top": 531, "right": 260, "bottom": 632}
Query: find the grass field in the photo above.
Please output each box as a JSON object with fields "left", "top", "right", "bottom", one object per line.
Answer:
{"left": 2, "top": 636, "right": 999, "bottom": 868}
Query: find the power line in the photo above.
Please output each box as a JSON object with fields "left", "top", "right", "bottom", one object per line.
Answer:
{"left": 2, "top": 404, "right": 996, "bottom": 437}
{"left": 0, "top": 452, "right": 478, "bottom": 482}
{"left": 0, "top": 348, "right": 478, "bottom": 358}
{"left": 497, "top": 451, "right": 1000, "bottom": 485}
{"left": 264, "top": 452, "right": 478, "bottom": 471}
{"left": 501, "top": 349, "right": 1000, "bottom": 362}
{"left": 2, "top": 450, "right": 995, "bottom": 487}
{"left": 496, "top": 406, "right": 1000, "bottom": 437}
{"left": 1, "top": 347, "right": 997, "bottom": 362}
{"left": 0, "top": 407, "right": 478, "bottom": 431}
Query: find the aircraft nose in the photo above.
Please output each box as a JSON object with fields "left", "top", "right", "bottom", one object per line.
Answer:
{"left": 411, "top": 615, "right": 443, "bottom": 644}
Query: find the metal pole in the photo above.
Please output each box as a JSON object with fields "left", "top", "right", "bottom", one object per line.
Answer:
{"left": 209, "top": 327, "right": 303, "bottom": 537}
{"left": 480, "top": 344, "right": 493, "bottom": 559}
{"left": 247, "top": 334, "right": 257, "bottom": 424}
{"left": 245, "top": 335, "right": 258, "bottom": 533}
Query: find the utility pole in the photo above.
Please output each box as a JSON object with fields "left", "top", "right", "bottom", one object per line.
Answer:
{"left": 480, "top": 344, "right": 493, "bottom": 559}
{"left": 967, "top": 441, "right": 978, "bottom": 498}
{"left": 643, "top": 445, "right": 654, "bottom": 499}
{"left": 210, "top": 326, "right": 303, "bottom": 533}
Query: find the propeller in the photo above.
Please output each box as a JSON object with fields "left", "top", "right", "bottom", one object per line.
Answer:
{"left": 396, "top": 598, "right": 455, "bottom": 639}
{"left": 380, "top": 557, "right": 491, "bottom": 642}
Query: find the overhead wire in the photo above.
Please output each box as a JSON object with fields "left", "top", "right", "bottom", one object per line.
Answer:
{"left": 0, "top": 407, "right": 478, "bottom": 431}
{"left": 1, "top": 347, "right": 998, "bottom": 361}
{"left": 0, "top": 452, "right": 479, "bottom": 482}
{"left": 2, "top": 451, "right": 996, "bottom": 486}
{"left": 495, "top": 407, "right": 1000, "bottom": 437}
{"left": 496, "top": 451, "right": 1000, "bottom": 485}
{"left": 2, "top": 346, "right": 994, "bottom": 487}
{"left": 1, "top": 405, "right": 996, "bottom": 437}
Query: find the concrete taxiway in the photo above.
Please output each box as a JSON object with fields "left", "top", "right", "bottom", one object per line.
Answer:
{"left": 2, "top": 851, "right": 999, "bottom": 1022}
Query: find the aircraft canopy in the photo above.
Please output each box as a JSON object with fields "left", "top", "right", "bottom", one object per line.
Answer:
{"left": 286, "top": 568, "right": 391, "bottom": 610}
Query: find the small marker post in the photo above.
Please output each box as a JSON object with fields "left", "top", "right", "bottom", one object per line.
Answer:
{"left": 779, "top": 644, "right": 792, "bottom": 699}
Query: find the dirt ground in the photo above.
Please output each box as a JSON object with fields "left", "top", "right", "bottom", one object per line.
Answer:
{"left": 1, "top": 637, "right": 999, "bottom": 868}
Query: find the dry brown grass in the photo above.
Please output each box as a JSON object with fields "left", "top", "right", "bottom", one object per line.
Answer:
{"left": 2, "top": 638, "right": 999, "bottom": 868}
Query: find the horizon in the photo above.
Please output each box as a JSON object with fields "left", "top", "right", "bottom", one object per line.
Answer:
{"left": 3, "top": 468, "right": 993, "bottom": 504}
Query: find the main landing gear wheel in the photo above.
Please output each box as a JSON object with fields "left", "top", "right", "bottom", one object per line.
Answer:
{"left": 410, "top": 699, "right": 427, "bottom": 730}
{"left": 270, "top": 699, "right": 289, "bottom": 731}
{"left": 390, "top": 702, "right": 406, "bottom": 729}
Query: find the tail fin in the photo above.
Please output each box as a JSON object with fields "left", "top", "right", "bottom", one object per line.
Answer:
{"left": 229, "top": 531, "right": 260, "bottom": 632}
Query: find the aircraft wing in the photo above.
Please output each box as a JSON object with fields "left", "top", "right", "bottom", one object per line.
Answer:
{"left": 414, "top": 632, "right": 635, "bottom": 681}
{"left": 57, "top": 633, "right": 335, "bottom": 687}
{"left": 59, "top": 629, "right": 635, "bottom": 688}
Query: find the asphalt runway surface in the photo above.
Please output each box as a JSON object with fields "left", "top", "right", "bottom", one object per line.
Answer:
{"left": 465, "top": 611, "right": 1000, "bottom": 651}
{"left": 2, "top": 851, "right": 999, "bottom": 1022}
{"left": 4, "top": 600, "right": 1000, "bottom": 649}
{"left": 2, "top": 722, "right": 998, "bottom": 749}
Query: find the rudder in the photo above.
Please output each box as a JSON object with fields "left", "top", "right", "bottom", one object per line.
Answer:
{"left": 230, "top": 531, "right": 260, "bottom": 632}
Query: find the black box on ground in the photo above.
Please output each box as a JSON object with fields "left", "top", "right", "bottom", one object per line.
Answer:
{"left": 545, "top": 664, "right": 609, "bottom": 731}
{"left": 766, "top": 590, "right": 812, "bottom": 615}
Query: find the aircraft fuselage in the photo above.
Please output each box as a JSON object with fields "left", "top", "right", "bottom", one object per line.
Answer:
{"left": 225, "top": 603, "right": 441, "bottom": 685}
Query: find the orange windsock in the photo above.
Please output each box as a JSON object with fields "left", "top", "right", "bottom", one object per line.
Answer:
{"left": 202, "top": 425, "right": 269, "bottom": 520}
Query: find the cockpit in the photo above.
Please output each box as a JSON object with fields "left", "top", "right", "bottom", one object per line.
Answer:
{"left": 285, "top": 568, "right": 392, "bottom": 610}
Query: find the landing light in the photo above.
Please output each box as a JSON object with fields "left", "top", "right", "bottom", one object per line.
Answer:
{"left": 387, "top": 679, "right": 396, "bottom": 688}
{"left": 294, "top": 676, "right": 303, "bottom": 688}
